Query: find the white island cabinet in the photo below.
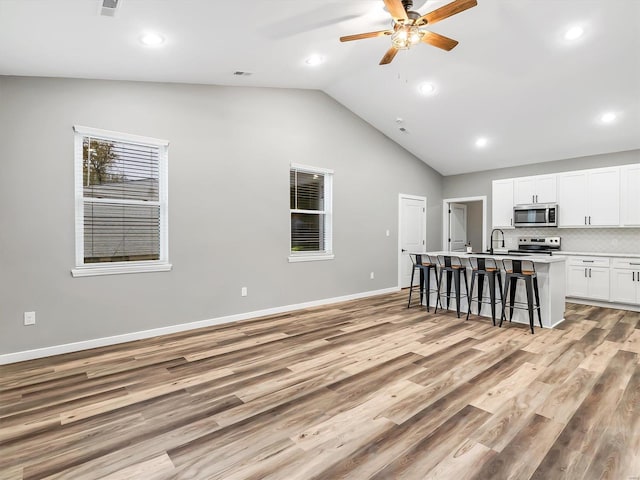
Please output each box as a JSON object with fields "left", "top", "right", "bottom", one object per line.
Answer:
{"left": 414, "top": 252, "right": 566, "bottom": 328}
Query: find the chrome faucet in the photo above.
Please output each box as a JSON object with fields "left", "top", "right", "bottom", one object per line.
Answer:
{"left": 489, "top": 229, "right": 505, "bottom": 255}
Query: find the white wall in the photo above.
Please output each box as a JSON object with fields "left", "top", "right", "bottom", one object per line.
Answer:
{"left": 0, "top": 76, "right": 443, "bottom": 357}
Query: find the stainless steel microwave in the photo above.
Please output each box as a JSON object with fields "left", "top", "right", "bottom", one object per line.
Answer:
{"left": 513, "top": 203, "right": 558, "bottom": 227}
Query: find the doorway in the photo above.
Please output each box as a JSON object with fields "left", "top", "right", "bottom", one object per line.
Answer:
{"left": 398, "top": 194, "right": 427, "bottom": 288}
{"left": 442, "top": 196, "right": 487, "bottom": 253}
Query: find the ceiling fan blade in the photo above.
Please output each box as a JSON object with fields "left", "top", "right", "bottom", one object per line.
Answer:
{"left": 340, "top": 30, "right": 392, "bottom": 42}
{"left": 422, "top": 31, "right": 459, "bottom": 51}
{"left": 383, "top": 0, "right": 408, "bottom": 22}
{"left": 420, "top": 0, "right": 477, "bottom": 26}
{"left": 380, "top": 46, "right": 399, "bottom": 65}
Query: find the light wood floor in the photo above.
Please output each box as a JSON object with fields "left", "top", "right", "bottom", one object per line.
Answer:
{"left": 1, "top": 292, "right": 639, "bottom": 480}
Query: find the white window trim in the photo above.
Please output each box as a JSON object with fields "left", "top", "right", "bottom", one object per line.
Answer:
{"left": 288, "top": 163, "right": 334, "bottom": 263}
{"left": 71, "top": 125, "right": 172, "bottom": 277}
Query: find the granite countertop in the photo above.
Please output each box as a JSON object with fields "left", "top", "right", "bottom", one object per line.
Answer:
{"left": 559, "top": 251, "right": 640, "bottom": 259}
{"left": 413, "top": 251, "right": 567, "bottom": 264}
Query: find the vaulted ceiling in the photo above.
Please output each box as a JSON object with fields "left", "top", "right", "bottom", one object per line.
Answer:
{"left": 1, "top": 0, "right": 638, "bottom": 175}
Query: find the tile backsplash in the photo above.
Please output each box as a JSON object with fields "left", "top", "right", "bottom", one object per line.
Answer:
{"left": 501, "top": 228, "right": 640, "bottom": 254}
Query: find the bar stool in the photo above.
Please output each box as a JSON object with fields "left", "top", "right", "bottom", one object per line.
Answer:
{"left": 466, "top": 257, "right": 505, "bottom": 326}
{"left": 434, "top": 255, "right": 469, "bottom": 318}
{"left": 407, "top": 254, "right": 441, "bottom": 311}
{"left": 500, "top": 259, "right": 542, "bottom": 334}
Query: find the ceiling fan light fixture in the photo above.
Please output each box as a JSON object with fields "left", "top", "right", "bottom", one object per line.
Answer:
{"left": 391, "top": 25, "right": 424, "bottom": 49}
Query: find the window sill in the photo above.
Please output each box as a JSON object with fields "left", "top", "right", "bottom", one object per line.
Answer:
{"left": 71, "top": 263, "right": 173, "bottom": 277}
{"left": 288, "top": 254, "right": 335, "bottom": 263}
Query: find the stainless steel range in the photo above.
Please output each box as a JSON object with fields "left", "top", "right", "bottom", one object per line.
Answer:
{"left": 508, "top": 236, "right": 561, "bottom": 256}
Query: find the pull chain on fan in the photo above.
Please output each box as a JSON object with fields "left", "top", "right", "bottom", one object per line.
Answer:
{"left": 339, "top": 0, "right": 477, "bottom": 65}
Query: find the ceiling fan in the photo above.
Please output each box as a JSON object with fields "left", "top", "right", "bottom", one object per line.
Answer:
{"left": 340, "top": 0, "right": 477, "bottom": 65}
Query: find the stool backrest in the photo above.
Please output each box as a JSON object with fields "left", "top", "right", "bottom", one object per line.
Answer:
{"left": 470, "top": 256, "right": 499, "bottom": 271}
{"left": 502, "top": 258, "right": 536, "bottom": 274}
{"left": 437, "top": 255, "right": 463, "bottom": 268}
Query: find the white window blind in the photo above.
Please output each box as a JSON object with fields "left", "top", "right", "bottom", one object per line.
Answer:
{"left": 72, "top": 126, "right": 170, "bottom": 276}
{"left": 289, "top": 164, "right": 333, "bottom": 261}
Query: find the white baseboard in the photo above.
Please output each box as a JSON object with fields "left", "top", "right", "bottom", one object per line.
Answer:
{"left": 566, "top": 297, "right": 640, "bottom": 312}
{"left": 0, "top": 287, "right": 400, "bottom": 365}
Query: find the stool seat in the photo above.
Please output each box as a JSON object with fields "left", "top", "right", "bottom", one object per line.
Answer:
{"left": 505, "top": 270, "right": 535, "bottom": 275}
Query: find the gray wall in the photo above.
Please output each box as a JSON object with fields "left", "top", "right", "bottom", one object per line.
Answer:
{"left": 443, "top": 149, "right": 640, "bottom": 246}
{"left": 0, "top": 76, "right": 443, "bottom": 355}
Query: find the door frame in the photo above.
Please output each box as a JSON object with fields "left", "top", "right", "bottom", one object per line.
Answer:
{"left": 442, "top": 196, "right": 487, "bottom": 253}
{"left": 398, "top": 193, "right": 427, "bottom": 289}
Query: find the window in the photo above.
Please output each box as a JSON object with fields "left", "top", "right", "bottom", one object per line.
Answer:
{"left": 72, "top": 126, "right": 171, "bottom": 277}
{"left": 289, "top": 164, "right": 333, "bottom": 262}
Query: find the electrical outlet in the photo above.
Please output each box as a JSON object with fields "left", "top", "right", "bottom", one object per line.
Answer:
{"left": 241, "top": 287, "right": 248, "bottom": 297}
{"left": 370, "top": 272, "right": 375, "bottom": 280}
{"left": 24, "top": 311, "right": 36, "bottom": 326}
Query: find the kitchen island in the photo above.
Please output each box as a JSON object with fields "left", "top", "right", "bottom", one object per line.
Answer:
{"left": 412, "top": 252, "right": 567, "bottom": 328}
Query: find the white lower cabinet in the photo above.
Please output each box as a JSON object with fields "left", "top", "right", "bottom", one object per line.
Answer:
{"left": 566, "top": 257, "right": 610, "bottom": 301}
{"left": 610, "top": 258, "right": 640, "bottom": 305}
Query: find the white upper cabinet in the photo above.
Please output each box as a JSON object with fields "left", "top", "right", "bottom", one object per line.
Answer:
{"left": 557, "top": 167, "right": 620, "bottom": 227}
{"left": 621, "top": 163, "right": 640, "bottom": 226}
{"left": 514, "top": 174, "right": 557, "bottom": 205}
{"left": 492, "top": 179, "right": 514, "bottom": 228}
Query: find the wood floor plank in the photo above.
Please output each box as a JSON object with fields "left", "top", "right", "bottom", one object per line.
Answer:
{"left": 530, "top": 349, "right": 639, "bottom": 480}
{"left": 97, "top": 453, "right": 177, "bottom": 480}
{"left": 1, "top": 293, "right": 639, "bottom": 479}
{"left": 582, "top": 363, "right": 640, "bottom": 480}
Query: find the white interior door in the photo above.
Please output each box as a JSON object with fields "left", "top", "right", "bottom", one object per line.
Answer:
{"left": 399, "top": 195, "right": 426, "bottom": 288}
{"left": 449, "top": 203, "right": 467, "bottom": 252}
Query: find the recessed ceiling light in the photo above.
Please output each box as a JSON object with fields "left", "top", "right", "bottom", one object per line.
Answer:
{"left": 564, "top": 26, "right": 584, "bottom": 40}
{"left": 418, "top": 83, "right": 436, "bottom": 95}
{"left": 305, "top": 55, "right": 324, "bottom": 66}
{"left": 139, "top": 32, "right": 165, "bottom": 47}
{"left": 475, "top": 137, "right": 489, "bottom": 148}
{"left": 600, "top": 112, "right": 617, "bottom": 123}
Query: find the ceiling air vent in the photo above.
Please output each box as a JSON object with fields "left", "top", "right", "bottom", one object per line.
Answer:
{"left": 233, "top": 71, "right": 253, "bottom": 76}
{"left": 100, "top": 0, "right": 120, "bottom": 17}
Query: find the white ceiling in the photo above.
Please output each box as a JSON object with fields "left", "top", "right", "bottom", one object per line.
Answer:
{"left": 1, "top": 0, "right": 638, "bottom": 175}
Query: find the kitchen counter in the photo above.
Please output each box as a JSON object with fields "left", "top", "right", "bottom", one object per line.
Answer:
{"left": 418, "top": 250, "right": 567, "bottom": 264}
{"left": 412, "top": 251, "right": 566, "bottom": 329}
{"left": 558, "top": 251, "right": 640, "bottom": 258}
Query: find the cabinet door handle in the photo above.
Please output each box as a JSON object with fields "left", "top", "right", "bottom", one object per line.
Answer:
{"left": 584, "top": 268, "right": 587, "bottom": 277}
{"left": 582, "top": 260, "right": 594, "bottom": 263}
{"left": 589, "top": 268, "right": 592, "bottom": 278}
{"left": 630, "top": 263, "right": 640, "bottom": 266}
{"left": 584, "top": 216, "right": 587, "bottom": 225}
{"left": 589, "top": 216, "right": 591, "bottom": 225}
